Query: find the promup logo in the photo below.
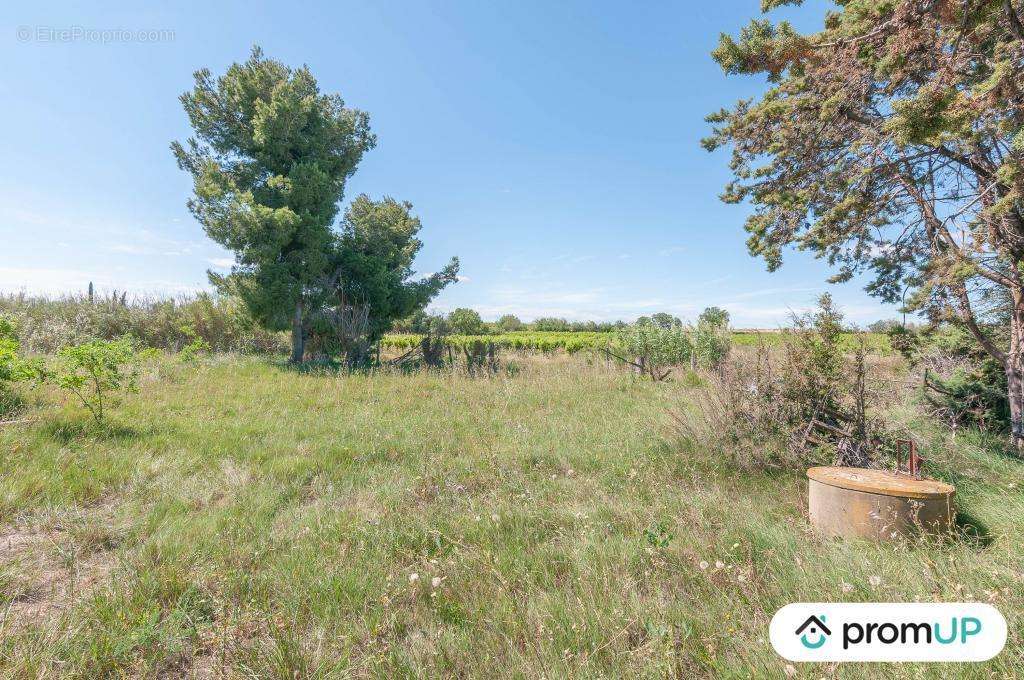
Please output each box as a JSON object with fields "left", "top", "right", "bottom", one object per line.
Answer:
{"left": 795, "top": 615, "right": 830, "bottom": 649}
{"left": 770, "top": 603, "right": 1006, "bottom": 662}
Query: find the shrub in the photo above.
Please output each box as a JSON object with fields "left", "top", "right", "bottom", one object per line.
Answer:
{"left": 781, "top": 293, "right": 845, "bottom": 417}
{"left": 672, "top": 295, "right": 896, "bottom": 470}
{"left": 533, "top": 317, "right": 572, "bottom": 332}
{"left": 609, "top": 323, "right": 691, "bottom": 381}
{"left": 886, "top": 324, "right": 921, "bottom": 362}
{"left": 637, "top": 313, "right": 682, "bottom": 329}
{"left": 0, "top": 315, "right": 43, "bottom": 416}
{"left": 447, "top": 308, "right": 485, "bottom": 335}
{"left": 691, "top": 307, "right": 732, "bottom": 370}
{"left": 495, "top": 314, "right": 524, "bottom": 332}
{"left": 178, "top": 334, "right": 212, "bottom": 363}
{"left": 0, "top": 292, "right": 286, "bottom": 355}
{"left": 396, "top": 310, "right": 451, "bottom": 336}
{"left": 899, "top": 324, "right": 1011, "bottom": 432}
{"left": 671, "top": 342, "right": 806, "bottom": 469}
{"left": 56, "top": 338, "right": 146, "bottom": 424}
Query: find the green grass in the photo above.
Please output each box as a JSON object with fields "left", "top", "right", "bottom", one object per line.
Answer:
{"left": 0, "top": 354, "right": 1020, "bottom": 677}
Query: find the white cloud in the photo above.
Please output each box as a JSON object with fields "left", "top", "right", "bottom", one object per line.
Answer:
{"left": 207, "top": 257, "right": 235, "bottom": 269}
{"left": 0, "top": 267, "right": 206, "bottom": 297}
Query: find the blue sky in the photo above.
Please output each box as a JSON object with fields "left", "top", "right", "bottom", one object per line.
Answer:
{"left": 0, "top": 0, "right": 900, "bottom": 327}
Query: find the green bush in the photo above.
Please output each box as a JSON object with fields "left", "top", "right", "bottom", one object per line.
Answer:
{"left": 905, "top": 324, "right": 1010, "bottom": 431}
{"left": 56, "top": 338, "right": 147, "bottom": 424}
{"left": 0, "top": 315, "right": 43, "bottom": 416}
{"left": 495, "top": 314, "right": 524, "bottom": 332}
{"left": 533, "top": 317, "right": 572, "bottom": 332}
{"left": 691, "top": 307, "right": 732, "bottom": 370}
{"left": 177, "top": 325, "right": 212, "bottom": 363}
{"left": 611, "top": 323, "right": 692, "bottom": 381}
{"left": 447, "top": 308, "right": 485, "bottom": 335}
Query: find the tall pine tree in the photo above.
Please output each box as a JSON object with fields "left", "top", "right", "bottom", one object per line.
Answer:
{"left": 173, "top": 46, "right": 375, "bottom": 362}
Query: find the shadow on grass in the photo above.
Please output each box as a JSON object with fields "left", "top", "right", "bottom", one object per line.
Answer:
{"left": 42, "top": 418, "right": 152, "bottom": 444}
{"left": 953, "top": 508, "right": 995, "bottom": 548}
{"left": 0, "top": 391, "right": 27, "bottom": 421}
{"left": 273, "top": 357, "right": 381, "bottom": 377}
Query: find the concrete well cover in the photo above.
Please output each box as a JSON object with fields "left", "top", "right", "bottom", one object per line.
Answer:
{"left": 806, "top": 466, "right": 954, "bottom": 499}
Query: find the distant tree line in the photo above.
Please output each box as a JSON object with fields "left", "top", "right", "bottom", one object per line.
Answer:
{"left": 391, "top": 307, "right": 738, "bottom": 335}
{"left": 391, "top": 310, "right": 631, "bottom": 335}
{"left": 389, "top": 304, "right": 903, "bottom": 336}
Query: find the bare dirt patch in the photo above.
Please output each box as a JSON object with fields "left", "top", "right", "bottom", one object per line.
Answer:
{"left": 0, "top": 502, "right": 122, "bottom": 630}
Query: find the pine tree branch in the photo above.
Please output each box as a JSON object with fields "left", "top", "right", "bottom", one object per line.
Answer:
{"left": 952, "top": 282, "right": 1008, "bottom": 365}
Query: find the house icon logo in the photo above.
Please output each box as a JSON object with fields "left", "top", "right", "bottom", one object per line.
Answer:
{"left": 795, "top": 614, "right": 831, "bottom": 649}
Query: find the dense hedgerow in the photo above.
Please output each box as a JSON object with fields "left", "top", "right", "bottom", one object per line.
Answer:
{"left": 0, "top": 292, "right": 286, "bottom": 355}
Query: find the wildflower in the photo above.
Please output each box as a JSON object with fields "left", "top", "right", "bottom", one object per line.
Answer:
{"left": 869, "top": 575, "right": 881, "bottom": 587}
{"left": 431, "top": 576, "right": 442, "bottom": 588}
{"left": 491, "top": 513, "right": 500, "bottom": 522}
{"left": 409, "top": 572, "right": 420, "bottom": 583}
{"left": 841, "top": 582, "right": 853, "bottom": 593}
{"left": 715, "top": 560, "right": 725, "bottom": 569}
{"left": 784, "top": 664, "right": 797, "bottom": 677}
{"left": 699, "top": 560, "right": 709, "bottom": 570}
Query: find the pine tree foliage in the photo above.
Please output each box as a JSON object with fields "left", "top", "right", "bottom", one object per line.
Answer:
{"left": 706, "top": 0, "right": 1024, "bottom": 448}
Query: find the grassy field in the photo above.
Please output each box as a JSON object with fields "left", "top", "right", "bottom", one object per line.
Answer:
{"left": 0, "top": 354, "right": 1022, "bottom": 677}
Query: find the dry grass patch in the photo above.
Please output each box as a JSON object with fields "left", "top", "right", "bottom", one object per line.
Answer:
{"left": 0, "top": 501, "right": 122, "bottom": 630}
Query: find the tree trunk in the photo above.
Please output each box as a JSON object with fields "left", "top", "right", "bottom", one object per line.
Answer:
{"left": 954, "top": 279, "right": 1024, "bottom": 452}
{"left": 1008, "top": 299, "right": 1024, "bottom": 451}
{"left": 290, "top": 299, "right": 305, "bottom": 364}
